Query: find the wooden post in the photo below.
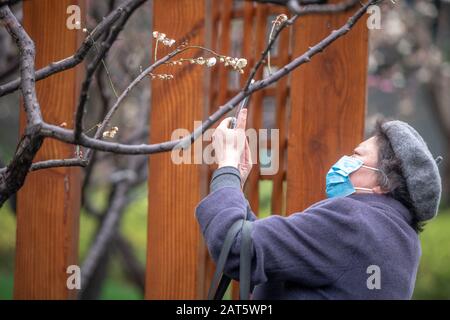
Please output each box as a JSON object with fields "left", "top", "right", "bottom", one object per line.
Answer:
{"left": 14, "top": 0, "right": 84, "bottom": 299}
{"left": 146, "top": 0, "right": 206, "bottom": 299}
{"left": 286, "top": 5, "right": 368, "bottom": 213}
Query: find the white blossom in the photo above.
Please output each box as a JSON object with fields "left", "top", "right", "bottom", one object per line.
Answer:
{"left": 157, "top": 33, "right": 166, "bottom": 41}
{"left": 196, "top": 57, "right": 205, "bottom": 65}
{"left": 236, "top": 58, "right": 247, "bottom": 69}
{"left": 103, "top": 126, "right": 119, "bottom": 138}
{"left": 206, "top": 57, "right": 217, "bottom": 67}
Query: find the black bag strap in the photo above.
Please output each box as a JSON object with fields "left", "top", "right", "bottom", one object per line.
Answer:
{"left": 207, "top": 219, "right": 244, "bottom": 300}
{"left": 239, "top": 220, "right": 253, "bottom": 299}
{"left": 207, "top": 203, "right": 254, "bottom": 300}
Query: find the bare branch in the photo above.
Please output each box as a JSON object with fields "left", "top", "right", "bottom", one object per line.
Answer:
{"left": 0, "top": 0, "right": 22, "bottom": 7}
{"left": 41, "top": 0, "right": 377, "bottom": 156}
{"left": 0, "top": 0, "right": 147, "bottom": 98}
{"left": 250, "top": 0, "right": 325, "bottom": 4}
{"left": 287, "top": 0, "right": 361, "bottom": 15}
{"left": 244, "top": 14, "right": 298, "bottom": 91}
{"left": 86, "top": 46, "right": 185, "bottom": 146}
{"left": 249, "top": 0, "right": 361, "bottom": 15}
{"left": 1, "top": 7, "right": 41, "bottom": 125}
{"left": 80, "top": 154, "right": 146, "bottom": 292}
{"left": 113, "top": 234, "right": 145, "bottom": 293}
{"left": 73, "top": 0, "right": 147, "bottom": 141}
{"left": 0, "top": 6, "right": 43, "bottom": 206}
{"left": 30, "top": 158, "right": 87, "bottom": 171}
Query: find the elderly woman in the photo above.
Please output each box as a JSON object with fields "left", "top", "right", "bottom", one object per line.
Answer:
{"left": 195, "top": 108, "right": 442, "bottom": 300}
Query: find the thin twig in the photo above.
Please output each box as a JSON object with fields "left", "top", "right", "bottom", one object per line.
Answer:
{"left": 0, "top": 5, "right": 43, "bottom": 206}
{"left": 244, "top": 14, "right": 297, "bottom": 91}
{"left": 40, "top": 0, "right": 378, "bottom": 156}
{"left": 30, "top": 158, "right": 87, "bottom": 171}
{"left": 287, "top": 0, "right": 360, "bottom": 15}
{"left": 87, "top": 28, "right": 120, "bottom": 98}
{"left": 74, "top": 0, "right": 147, "bottom": 141}
{"left": 0, "top": 0, "right": 147, "bottom": 97}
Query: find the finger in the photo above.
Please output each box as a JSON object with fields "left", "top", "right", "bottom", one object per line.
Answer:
{"left": 244, "top": 138, "right": 252, "bottom": 166}
{"left": 239, "top": 138, "right": 246, "bottom": 164}
{"left": 236, "top": 108, "right": 248, "bottom": 130}
{"left": 217, "top": 117, "right": 233, "bottom": 129}
{"left": 245, "top": 138, "right": 252, "bottom": 166}
{"left": 240, "top": 138, "right": 251, "bottom": 165}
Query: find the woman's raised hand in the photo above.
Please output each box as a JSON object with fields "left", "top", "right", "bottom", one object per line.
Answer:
{"left": 212, "top": 108, "right": 252, "bottom": 187}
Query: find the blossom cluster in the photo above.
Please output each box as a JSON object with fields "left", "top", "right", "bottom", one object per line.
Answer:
{"left": 149, "top": 73, "right": 174, "bottom": 80}
{"left": 167, "top": 56, "right": 248, "bottom": 73}
{"left": 103, "top": 126, "right": 119, "bottom": 138}
{"left": 152, "top": 31, "right": 175, "bottom": 47}
{"left": 151, "top": 30, "right": 248, "bottom": 73}
{"left": 272, "top": 14, "right": 288, "bottom": 27}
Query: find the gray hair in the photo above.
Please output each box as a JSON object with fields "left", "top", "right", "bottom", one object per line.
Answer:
{"left": 372, "top": 119, "right": 425, "bottom": 233}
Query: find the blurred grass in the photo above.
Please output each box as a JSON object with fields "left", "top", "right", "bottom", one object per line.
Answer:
{"left": 1, "top": 185, "right": 450, "bottom": 299}
{"left": 0, "top": 183, "right": 148, "bottom": 300}
{"left": 414, "top": 208, "right": 450, "bottom": 299}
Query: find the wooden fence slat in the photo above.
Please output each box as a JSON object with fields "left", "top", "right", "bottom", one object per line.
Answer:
{"left": 14, "top": 0, "right": 83, "bottom": 300}
{"left": 245, "top": 4, "right": 268, "bottom": 216}
{"left": 270, "top": 7, "right": 290, "bottom": 216}
{"left": 216, "top": 0, "right": 233, "bottom": 108}
{"left": 286, "top": 6, "right": 368, "bottom": 214}
{"left": 146, "top": 0, "right": 206, "bottom": 299}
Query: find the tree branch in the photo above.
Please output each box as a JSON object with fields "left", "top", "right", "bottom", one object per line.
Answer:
{"left": 0, "top": 0, "right": 147, "bottom": 97}
{"left": 80, "top": 154, "right": 146, "bottom": 293}
{"left": 41, "top": 0, "right": 377, "bottom": 156}
{"left": 30, "top": 158, "right": 87, "bottom": 171}
{"left": 244, "top": 14, "right": 298, "bottom": 91}
{"left": 74, "top": 0, "right": 148, "bottom": 141}
{"left": 287, "top": 0, "right": 361, "bottom": 15}
{"left": 0, "top": 0, "right": 22, "bottom": 7}
{"left": 0, "top": 5, "right": 43, "bottom": 206}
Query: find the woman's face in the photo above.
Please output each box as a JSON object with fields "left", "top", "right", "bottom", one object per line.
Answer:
{"left": 349, "top": 136, "right": 384, "bottom": 194}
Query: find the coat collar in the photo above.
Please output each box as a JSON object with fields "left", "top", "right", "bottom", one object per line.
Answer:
{"left": 348, "top": 193, "right": 413, "bottom": 225}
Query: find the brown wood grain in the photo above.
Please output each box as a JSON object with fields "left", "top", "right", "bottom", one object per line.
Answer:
{"left": 286, "top": 4, "right": 368, "bottom": 214}
{"left": 146, "top": 0, "right": 206, "bottom": 299}
{"left": 203, "top": 0, "right": 232, "bottom": 300}
{"left": 245, "top": 4, "right": 268, "bottom": 217}
{"left": 14, "top": 0, "right": 83, "bottom": 299}
{"left": 271, "top": 6, "right": 290, "bottom": 216}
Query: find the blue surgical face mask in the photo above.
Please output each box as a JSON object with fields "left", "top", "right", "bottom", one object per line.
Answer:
{"left": 325, "top": 155, "right": 380, "bottom": 198}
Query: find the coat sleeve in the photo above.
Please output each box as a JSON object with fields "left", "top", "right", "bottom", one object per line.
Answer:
{"left": 195, "top": 186, "right": 364, "bottom": 288}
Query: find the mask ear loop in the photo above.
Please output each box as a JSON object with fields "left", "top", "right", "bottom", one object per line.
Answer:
{"left": 361, "top": 165, "right": 390, "bottom": 192}
{"left": 354, "top": 187, "right": 374, "bottom": 193}
{"left": 361, "top": 165, "right": 379, "bottom": 171}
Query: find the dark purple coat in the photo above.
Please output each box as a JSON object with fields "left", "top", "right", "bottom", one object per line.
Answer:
{"left": 195, "top": 167, "right": 420, "bottom": 299}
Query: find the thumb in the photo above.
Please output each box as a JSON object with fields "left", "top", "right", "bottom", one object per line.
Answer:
{"left": 217, "top": 117, "right": 233, "bottom": 129}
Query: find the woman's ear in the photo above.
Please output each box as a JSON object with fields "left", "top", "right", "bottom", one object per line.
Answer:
{"left": 372, "top": 185, "right": 389, "bottom": 194}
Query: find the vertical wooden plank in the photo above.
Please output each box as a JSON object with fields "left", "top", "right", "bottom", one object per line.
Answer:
{"left": 204, "top": 0, "right": 241, "bottom": 299}
{"left": 286, "top": 4, "right": 368, "bottom": 214}
{"left": 216, "top": 0, "right": 233, "bottom": 106}
{"left": 245, "top": 4, "right": 268, "bottom": 216}
{"left": 231, "top": 0, "right": 257, "bottom": 300}
{"left": 14, "top": 0, "right": 83, "bottom": 299}
{"left": 146, "top": 0, "right": 206, "bottom": 299}
{"left": 202, "top": 0, "right": 219, "bottom": 298}
{"left": 270, "top": 7, "right": 290, "bottom": 216}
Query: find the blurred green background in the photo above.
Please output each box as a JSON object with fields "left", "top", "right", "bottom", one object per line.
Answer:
{"left": 1, "top": 181, "right": 449, "bottom": 300}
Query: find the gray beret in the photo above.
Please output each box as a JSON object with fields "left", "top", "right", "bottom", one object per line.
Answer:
{"left": 381, "top": 120, "right": 442, "bottom": 221}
